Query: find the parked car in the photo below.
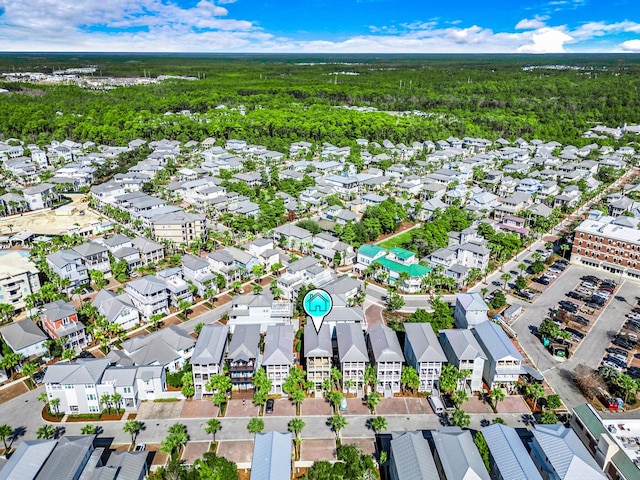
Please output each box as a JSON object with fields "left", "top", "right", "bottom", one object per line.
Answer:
{"left": 552, "top": 262, "right": 567, "bottom": 271}
{"left": 545, "top": 272, "right": 558, "bottom": 279}
{"left": 607, "top": 347, "right": 628, "bottom": 357}
{"left": 613, "top": 338, "right": 633, "bottom": 350}
{"left": 32, "top": 369, "right": 45, "bottom": 384}
{"left": 567, "top": 291, "right": 582, "bottom": 300}
{"left": 601, "top": 360, "right": 623, "bottom": 371}
{"left": 608, "top": 352, "right": 628, "bottom": 363}
{"left": 573, "top": 315, "right": 590, "bottom": 326}
{"left": 134, "top": 444, "right": 146, "bottom": 452}
{"left": 265, "top": 399, "right": 275, "bottom": 414}
{"left": 78, "top": 350, "right": 95, "bottom": 359}
{"left": 535, "top": 276, "right": 550, "bottom": 285}
{"left": 605, "top": 356, "right": 627, "bottom": 368}
{"left": 565, "top": 327, "right": 584, "bottom": 340}
{"left": 582, "top": 275, "right": 600, "bottom": 283}
{"left": 585, "top": 302, "right": 603, "bottom": 309}
{"left": 548, "top": 267, "right": 562, "bottom": 275}
{"left": 581, "top": 282, "right": 597, "bottom": 290}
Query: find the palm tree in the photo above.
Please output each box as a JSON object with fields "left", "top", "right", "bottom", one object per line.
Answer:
{"left": 100, "top": 393, "right": 112, "bottom": 414}
{"left": 369, "top": 416, "right": 387, "bottom": 434}
{"left": 288, "top": 418, "right": 305, "bottom": 440}
{"left": 330, "top": 367, "right": 343, "bottom": 391}
{"left": 329, "top": 414, "right": 348, "bottom": 440}
{"left": 123, "top": 420, "right": 142, "bottom": 445}
{"left": 49, "top": 397, "right": 60, "bottom": 415}
{"left": 21, "top": 362, "right": 37, "bottom": 384}
{"left": 525, "top": 383, "right": 545, "bottom": 412}
{"left": 111, "top": 393, "right": 122, "bottom": 412}
{"left": 363, "top": 365, "right": 378, "bottom": 396}
{"left": 366, "top": 391, "right": 382, "bottom": 414}
{"left": 37, "top": 392, "right": 50, "bottom": 413}
{"left": 500, "top": 272, "right": 511, "bottom": 291}
{"left": 81, "top": 424, "right": 97, "bottom": 435}
{"left": 327, "top": 390, "right": 344, "bottom": 414}
{"left": 36, "top": 424, "right": 56, "bottom": 439}
{"left": 204, "top": 418, "right": 222, "bottom": 443}
{"left": 0, "top": 424, "right": 13, "bottom": 451}
{"left": 560, "top": 243, "right": 570, "bottom": 259}
{"left": 247, "top": 417, "right": 265, "bottom": 437}
{"left": 290, "top": 388, "right": 305, "bottom": 416}
{"left": 489, "top": 388, "right": 506, "bottom": 411}
{"left": 451, "top": 408, "right": 471, "bottom": 428}
{"left": 452, "top": 389, "right": 469, "bottom": 408}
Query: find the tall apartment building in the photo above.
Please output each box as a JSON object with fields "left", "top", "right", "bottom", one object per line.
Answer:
{"left": 571, "top": 214, "right": 640, "bottom": 279}
{"left": 0, "top": 251, "right": 41, "bottom": 313}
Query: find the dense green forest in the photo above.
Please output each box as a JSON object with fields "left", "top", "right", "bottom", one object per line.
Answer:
{"left": 1, "top": 54, "right": 639, "bottom": 149}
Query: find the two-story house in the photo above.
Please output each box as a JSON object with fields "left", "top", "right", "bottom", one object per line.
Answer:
{"left": 23, "top": 183, "right": 56, "bottom": 210}
{"left": 304, "top": 325, "right": 332, "bottom": 393}
{"left": 131, "top": 236, "right": 164, "bottom": 265}
{"left": 262, "top": 324, "right": 294, "bottom": 395}
{"left": 439, "top": 329, "right": 487, "bottom": 393}
{"left": 156, "top": 267, "right": 193, "bottom": 308}
{"left": 72, "top": 241, "right": 112, "bottom": 278}
{"left": 191, "top": 324, "right": 229, "bottom": 397}
{"left": 473, "top": 320, "right": 522, "bottom": 390}
{"left": 454, "top": 292, "right": 490, "bottom": 329}
{"left": 182, "top": 253, "right": 215, "bottom": 297}
{"left": 41, "top": 300, "right": 87, "bottom": 350}
{"left": 227, "top": 324, "right": 261, "bottom": 392}
{"left": 91, "top": 290, "right": 140, "bottom": 331}
{"left": 336, "top": 322, "right": 369, "bottom": 397}
{"left": 273, "top": 224, "right": 313, "bottom": 252}
{"left": 46, "top": 249, "right": 89, "bottom": 290}
{"left": 0, "top": 318, "right": 48, "bottom": 359}
{"left": 124, "top": 275, "right": 169, "bottom": 321}
{"left": 367, "top": 324, "right": 405, "bottom": 397}
{"left": 404, "top": 323, "right": 448, "bottom": 393}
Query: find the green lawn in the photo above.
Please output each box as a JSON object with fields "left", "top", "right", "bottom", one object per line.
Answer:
{"left": 377, "top": 231, "right": 414, "bottom": 250}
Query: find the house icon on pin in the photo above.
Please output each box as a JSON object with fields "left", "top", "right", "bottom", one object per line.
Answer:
{"left": 305, "top": 292, "right": 329, "bottom": 314}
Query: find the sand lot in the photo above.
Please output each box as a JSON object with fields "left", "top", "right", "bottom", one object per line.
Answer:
{"left": 0, "top": 194, "right": 103, "bottom": 236}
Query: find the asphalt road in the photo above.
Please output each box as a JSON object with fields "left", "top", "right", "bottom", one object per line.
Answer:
{"left": 0, "top": 384, "right": 532, "bottom": 448}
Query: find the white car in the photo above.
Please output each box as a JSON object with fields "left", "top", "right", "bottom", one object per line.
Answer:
{"left": 601, "top": 361, "right": 623, "bottom": 371}
{"left": 581, "top": 282, "right": 597, "bottom": 290}
{"left": 548, "top": 267, "right": 562, "bottom": 274}
{"left": 545, "top": 272, "right": 558, "bottom": 279}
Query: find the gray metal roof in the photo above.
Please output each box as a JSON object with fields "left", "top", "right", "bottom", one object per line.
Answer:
{"left": 250, "top": 431, "right": 292, "bottom": 480}
{"left": 367, "top": 324, "right": 404, "bottom": 363}
{"left": 130, "top": 236, "right": 163, "bottom": 254}
{"left": 456, "top": 292, "right": 489, "bottom": 312}
{"left": 532, "top": 424, "right": 606, "bottom": 480}
{"left": 404, "top": 323, "right": 447, "bottom": 363}
{"left": 482, "top": 424, "right": 542, "bottom": 480}
{"left": 72, "top": 241, "right": 108, "bottom": 258}
{"left": 0, "top": 439, "right": 56, "bottom": 480}
{"left": 35, "top": 435, "right": 95, "bottom": 480}
{"left": 336, "top": 322, "right": 369, "bottom": 363}
{"left": 191, "top": 324, "right": 229, "bottom": 366}
{"left": 228, "top": 324, "right": 261, "bottom": 362}
{"left": 101, "top": 367, "right": 137, "bottom": 387}
{"left": 120, "top": 325, "right": 194, "bottom": 367}
{"left": 42, "top": 299, "right": 77, "bottom": 321}
{"left": 473, "top": 321, "right": 522, "bottom": 363}
{"left": 100, "top": 451, "right": 147, "bottom": 480}
{"left": 390, "top": 432, "right": 438, "bottom": 480}
{"left": 43, "top": 358, "right": 111, "bottom": 385}
{"left": 125, "top": 275, "right": 167, "bottom": 296}
{"left": 439, "top": 329, "right": 488, "bottom": 362}
{"left": 304, "top": 324, "right": 332, "bottom": 358}
{"left": 0, "top": 319, "right": 47, "bottom": 351}
{"left": 262, "top": 325, "right": 294, "bottom": 366}
{"left": 431, "top": 427, "right": 491, "bottom": 480}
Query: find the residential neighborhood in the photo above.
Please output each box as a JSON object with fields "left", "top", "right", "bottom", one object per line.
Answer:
{"left": 1, "top": 127, "right": 640, "bottom": 479}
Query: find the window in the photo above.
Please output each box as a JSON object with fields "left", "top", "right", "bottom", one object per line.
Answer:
{"left": 89, "top": 405, "right": 99, "bottom": 413}
{"left": 87, "top": 394, "right": 96, "bottom": 401}
{"left": 64, "top": 384, "right": 73, "bottom": 389}
{"left": 124, "top": 387, "right": 131, "bottom": 394}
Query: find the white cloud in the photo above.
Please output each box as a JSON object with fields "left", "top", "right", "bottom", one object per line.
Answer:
{"left": 572, "top": 20, "right": 640, "bottom": 40}
{"left": 0, "top": 1, "right": 632, "bottom": 53}
{"left": 516, "top": 15, "right": 549, "bottom": 30}
{"left": 517, "top": 27, "right": 573, "bottom": 53}
{"left": 620, "top": 39, "right": 640, "bottom": 52}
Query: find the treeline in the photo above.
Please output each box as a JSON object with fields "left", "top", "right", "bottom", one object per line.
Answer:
{"left": 1, "top": 55, "right": 640, "bottom": 149}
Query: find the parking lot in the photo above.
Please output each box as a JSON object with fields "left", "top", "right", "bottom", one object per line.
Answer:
{"left": 511, "top": 263, "right": 636, "bottom": 408}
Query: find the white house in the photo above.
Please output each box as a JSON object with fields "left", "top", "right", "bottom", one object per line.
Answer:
{"left": 454, "top": 292, "right": 489, "bottom": 328}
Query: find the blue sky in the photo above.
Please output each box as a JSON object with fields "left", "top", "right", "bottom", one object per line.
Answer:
{"left": 0, "top": 0, "right": 639, "bottom": 52}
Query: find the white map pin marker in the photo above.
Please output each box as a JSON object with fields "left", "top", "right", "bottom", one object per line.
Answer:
{"left": 303, "top": 289, "right": 333, "bottom": 333}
